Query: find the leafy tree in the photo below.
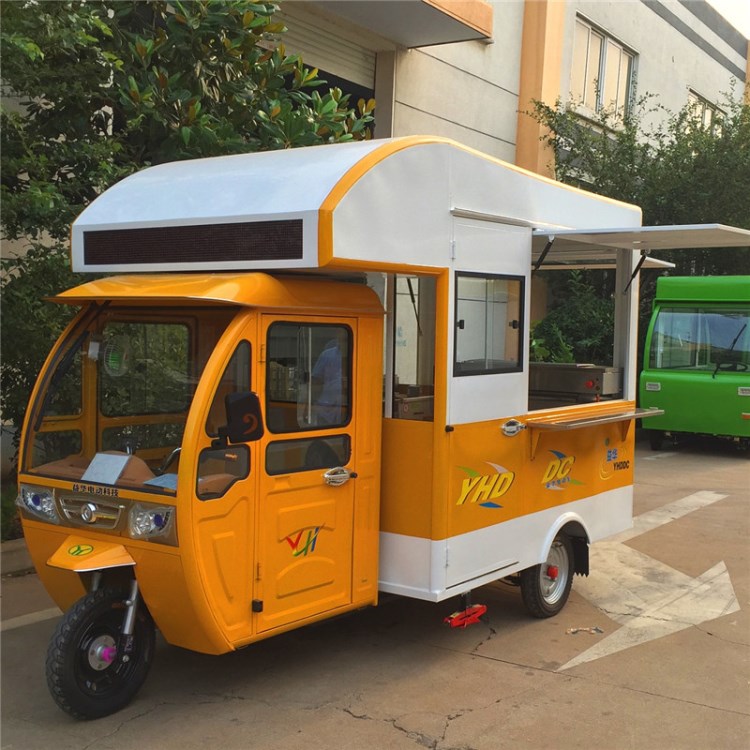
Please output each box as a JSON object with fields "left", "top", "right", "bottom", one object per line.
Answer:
{"left": 529, "top": 92, "right": 750, "bottom": 274}
{"left": 0, "top": 0, "right": 374, "bottom": 486}
{"left": 533, "top": 271, "right": 615, "bottom": 364}
{"left": 1, "top": 0, "right": 374, "bottom": 242}
{"left": 526, "top": 92, "right": 750, "bottom": 363}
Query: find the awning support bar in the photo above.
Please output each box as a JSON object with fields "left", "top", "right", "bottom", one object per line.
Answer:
{"left": 622, "top": 250, "right": 649, "bottom": 294}
{"left": 533, "top": 236, "right": 555, "bottom": 272}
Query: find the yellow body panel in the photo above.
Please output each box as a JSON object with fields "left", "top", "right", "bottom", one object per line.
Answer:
{"left": 380, "top": 401, "right": 637, "bottom": 543}
{"left": 380, "top": 420, "right": 434, "bottom": 539}
{"left": 52, "top": 273, "right": 383, "bottom": 315}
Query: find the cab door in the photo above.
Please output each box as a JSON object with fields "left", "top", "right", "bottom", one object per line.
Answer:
{"left": 255, "top": 316, "right": 358, "bottom": 632}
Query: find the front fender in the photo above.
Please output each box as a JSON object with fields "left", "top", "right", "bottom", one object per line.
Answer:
{"left": 47, "top": 535, "right": 136, "bottom": 573}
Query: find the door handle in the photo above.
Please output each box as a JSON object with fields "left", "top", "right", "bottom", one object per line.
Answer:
{"left": 323, "top": 467, "right": 357, "bottom": 486}
{"left": 501, "top": 419, "right": 527, "bottom": 437}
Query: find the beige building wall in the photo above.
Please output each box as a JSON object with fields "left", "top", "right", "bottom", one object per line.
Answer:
{"left": 389, "top": 1, "right": 524, "bottom": 162}
{"left": 287, "top": 0, "right": 747, "bottom": 177}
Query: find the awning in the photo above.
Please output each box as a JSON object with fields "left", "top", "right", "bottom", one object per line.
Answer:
{"left": 311, "top": 0, "right": 493, "bottom": 47}
{"left": 532, "top": 224, "right": 750, "bottom": 270}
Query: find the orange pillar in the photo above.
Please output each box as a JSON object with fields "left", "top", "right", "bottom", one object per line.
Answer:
{"left": 515, "top": 0, "right": 566, "bottom": 178}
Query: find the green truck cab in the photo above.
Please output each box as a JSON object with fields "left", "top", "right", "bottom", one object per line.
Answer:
{"left": 639, "top": 276, "right": 750, "bottom": 450}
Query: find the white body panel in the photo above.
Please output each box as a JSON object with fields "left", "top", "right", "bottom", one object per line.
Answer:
{"left": 379, "top": 485, "right": 633, "bottom": 602}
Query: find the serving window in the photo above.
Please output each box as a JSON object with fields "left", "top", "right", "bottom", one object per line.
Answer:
{"left": 454, "top": 273, "right": 524, "bottom": 376}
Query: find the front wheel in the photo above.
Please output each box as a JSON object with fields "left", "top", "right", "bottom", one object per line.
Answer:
{"left": 46, "top": 586, "right": 155, "bottom": 719}
{"left": 520, "top": 533, "right": 574, "bottom": 618}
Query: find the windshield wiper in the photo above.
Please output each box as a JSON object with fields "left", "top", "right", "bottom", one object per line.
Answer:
{"left": 712, "top": 322, "right": 747, "bottom": 379}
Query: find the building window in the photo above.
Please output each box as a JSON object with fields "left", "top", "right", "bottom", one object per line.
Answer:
{"left": 687, "top": 91, "right": 724, "bottom": 131}
{"left": 571, "top": 17, "right": 635, "bottom": 118}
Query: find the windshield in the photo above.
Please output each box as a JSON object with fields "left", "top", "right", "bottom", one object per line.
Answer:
{"left": 23, "top": 306, "right": 238, "bottom": 494}
{"left": 649, "top": 307, "right": 750, "bottom": 371}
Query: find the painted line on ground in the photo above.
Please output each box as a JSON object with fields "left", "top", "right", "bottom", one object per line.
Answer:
{"left": 1, "top": 607, "right": 61, "bottom": 632}
{"left": 560, "top": 490, "right": 736, "bottom": 671}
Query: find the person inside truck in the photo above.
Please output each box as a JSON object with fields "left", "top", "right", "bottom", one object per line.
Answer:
{"left": 311, "top": 331, "right": 346, "bottom": 425}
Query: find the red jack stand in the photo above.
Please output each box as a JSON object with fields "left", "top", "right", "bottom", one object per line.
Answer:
{"left": 443, "top": 594, "right": 487, "bottom": 629}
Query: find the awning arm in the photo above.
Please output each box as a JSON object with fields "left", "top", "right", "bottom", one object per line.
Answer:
{"left": 622, "top": 250, "right": 650, "bottom": 294}
{"left": 533, "top": 236, "right": 555, "bottom": 272}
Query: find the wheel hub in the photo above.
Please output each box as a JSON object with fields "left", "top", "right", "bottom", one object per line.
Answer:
{"left": 87, "top": 635, "right": 117, "bottom": 671}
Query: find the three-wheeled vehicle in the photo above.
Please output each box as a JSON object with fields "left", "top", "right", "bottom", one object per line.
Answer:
{"left": 640, "top": 275, "right": 750, "bottom": 449}
{"left": 16, "top": 137, "right": 750, "bottom": 718}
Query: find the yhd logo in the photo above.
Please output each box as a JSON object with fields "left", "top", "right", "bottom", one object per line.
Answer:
{"left": 456, "top": 463, "right": 516, "bottom": 508}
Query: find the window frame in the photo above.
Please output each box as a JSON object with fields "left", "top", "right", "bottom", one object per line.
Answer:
{"left": 687, "top": 90, "right": 725, "bottom": 133}
{"left": 571, "top": 16, "right": 636, "bottom": 118}
{"left": 453, "top": 272, "right": 525, "bottom": 378}
{"left": 265, "top": 434, "right": 352, "bottom": 476}
{"left": 265, "top": 321, "right": 353, "bottom": 434}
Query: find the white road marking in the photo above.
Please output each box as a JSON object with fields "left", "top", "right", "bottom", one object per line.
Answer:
{"left": 642, "top": 452, "right": 677, "bottom": 460}
{"left": 1, "top": 607, "right": 61, "bottom": 632}
{"left": 560, "top": 491, "right": 738, "bottom": 670}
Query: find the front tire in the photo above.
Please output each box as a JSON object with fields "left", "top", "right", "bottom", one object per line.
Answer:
{"left": 46, "top": 586, "right": 155, "bottom": 719}
{"left": 520, "top": 534, "right": 574, "bottom": 618}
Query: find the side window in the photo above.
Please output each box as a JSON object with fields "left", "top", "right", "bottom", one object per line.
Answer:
{"left": 197, "top": 341, "right": 252, "bottom": 500}
{"left": 197, "top": 446, "right": 250, "bottom": 500}
{"left": 393, "top": 275, "right": 436, "bottom": 421}
{"left": 266, "top": 435, "right": 351, "bottom": 475}
{"left": 206, "top": 341, "right": 251, "bottom": 436}
{"left": 454, "top": 273, "right": 524, "bottom": 376}
{"left": 266, "top": 323, "right": 351, "bottom": 432}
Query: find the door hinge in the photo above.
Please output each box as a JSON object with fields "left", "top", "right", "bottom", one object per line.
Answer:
{"left": 255, "top": 562, "right": 262, "bottom": 581}
{"left": 259, "top": 343, "right": 266, "bottom": 364}
{"left": 252, "top": 599, "right": 264, "bottom": 613}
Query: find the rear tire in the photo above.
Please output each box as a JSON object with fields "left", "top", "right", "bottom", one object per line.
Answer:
{"left": 648, "top": 430, "right": 664, "bottom": 451}
{"left": 46, "top": 586, "right": 155, "bottom": 720}
{"left": 520, "top": 533, "right": 574, "bottom": 618}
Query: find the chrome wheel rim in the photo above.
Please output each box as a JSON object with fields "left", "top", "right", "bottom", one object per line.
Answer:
{"left": 539, "top": 540, "right": 570, "bottom": 605}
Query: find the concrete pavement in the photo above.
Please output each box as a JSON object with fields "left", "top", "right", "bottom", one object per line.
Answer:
{"left": 2, "top": 435, "right": 748, "bottom": 749}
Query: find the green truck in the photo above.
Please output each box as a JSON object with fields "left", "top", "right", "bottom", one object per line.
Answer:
{"left": 639, "top": 276, "right": 750, "bottom": 450}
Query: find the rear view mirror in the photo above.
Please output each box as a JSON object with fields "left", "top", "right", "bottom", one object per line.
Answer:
{"left": 214, "top": 392, "right": 264, "bottom": 446}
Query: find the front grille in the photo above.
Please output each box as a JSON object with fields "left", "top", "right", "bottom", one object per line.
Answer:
{"left": 59, "top": 496, "right": 124, "bottom": 530}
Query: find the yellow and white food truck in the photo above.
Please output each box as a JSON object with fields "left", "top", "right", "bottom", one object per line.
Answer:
{"left": 16, "top": 136, "right": 750, "bottom": 718}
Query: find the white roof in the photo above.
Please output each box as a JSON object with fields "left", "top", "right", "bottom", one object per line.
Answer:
{"left": 71, "top": 137, "right": 750, "bottom": 275}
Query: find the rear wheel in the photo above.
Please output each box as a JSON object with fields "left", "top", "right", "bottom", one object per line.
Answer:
{"left": 648, "top": 430, "right": 664, "bottom": 451}
{"left": 520, "top": 533, "right": 574, "bottom": 618}
{"left": 46, "top": 586, "right": 155, "bottom": 719}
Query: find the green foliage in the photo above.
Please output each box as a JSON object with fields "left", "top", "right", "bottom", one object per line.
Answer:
{"left": 1, "top": 481, "right": 21, "bottom": 542}
{"left": 534, "top": 271, "right": 615, "bottom": 364}
{"left": 0, "top": 1, "right": 374, "bottom": 484}
{"left": 529, "top": 92, "right": 750, "bottom": 276}
{"left": 527, "top": 91, "right": 750, "bottom": 367}
{"left": 529, "top": 320, "right": 574, "bottom": 363}
{"left": 0, "top": 244, "right": 85, "bottom": 471}
{"left": 0, "top": 0, "right": 375, "bottom": 242}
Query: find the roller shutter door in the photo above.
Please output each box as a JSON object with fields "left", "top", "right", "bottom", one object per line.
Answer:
{"left": 280, "top": 12, "right": 376, "bottom": 89}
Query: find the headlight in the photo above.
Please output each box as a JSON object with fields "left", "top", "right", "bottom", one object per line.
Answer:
{"left": 17, "top": 485, "right": 61, "bottom": 524}
{"left": 128, "top": 503, "right": 175, "bottom": 540}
